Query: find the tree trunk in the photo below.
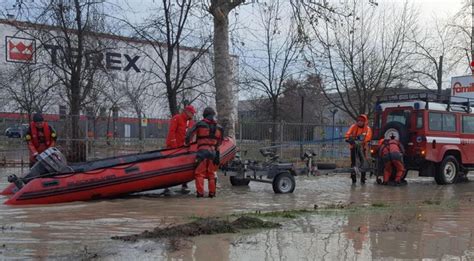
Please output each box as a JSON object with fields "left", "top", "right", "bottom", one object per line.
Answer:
{"left": 136, "top": 108, "right": 143, "bottom": 141}
{"left": 69, "top": 77, "right": 86, "bottom": 162}
{"left": 213, "top": 8, "right": 236, "bottom": 138}
{"left": 168, "top": 91, "right": 179, "bottom": 116}
{"left": 271, "top": 99, "right": 278, "bottom": 144}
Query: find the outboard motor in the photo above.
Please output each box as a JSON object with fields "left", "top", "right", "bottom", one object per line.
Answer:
{"left": 8, "top": 147, "right": 70, "bottom": 189}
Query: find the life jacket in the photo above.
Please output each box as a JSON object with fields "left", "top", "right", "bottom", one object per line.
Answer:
{"left": 379, "top": 139, "right": 402, "bottom": 157}
{"left": 195, "top": 118, "right": 223, "bottom": 150}
{"left": 29, "top": 121, "right": 52, "bottom": 149}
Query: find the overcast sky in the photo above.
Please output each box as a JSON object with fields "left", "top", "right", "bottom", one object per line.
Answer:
{"left": 1, "top": 0, "right": 466, "bottom": 31}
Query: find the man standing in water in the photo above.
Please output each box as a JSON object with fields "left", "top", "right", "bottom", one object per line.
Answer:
{"left": 345, "top": 114, "right": 372, "bottom": 184}
{"left": 185, "top": 107, "right": 223, "bottom": 198}
{"left": 164, "top": 105, "right": 196, "bottom": 193}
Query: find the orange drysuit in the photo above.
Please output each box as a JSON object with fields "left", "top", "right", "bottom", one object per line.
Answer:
{"left": 185, "top": 118, "right": 223, "bottom": 197}
{"left": 379, "top": 138, "right": 405, "bottom": 183}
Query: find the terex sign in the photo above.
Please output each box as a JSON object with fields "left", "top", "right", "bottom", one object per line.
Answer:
{"left": 44, "top": 44, "right": 141, "bottom": 72}
{"left": 5, "top": 36, "right": 141, "bottom": 72}
{"left": 451, "top": 75, "right": 474, "bottom": 102}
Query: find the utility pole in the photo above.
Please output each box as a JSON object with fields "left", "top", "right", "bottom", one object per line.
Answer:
{"left": 330, "top": 108, "right": 338, "bottom": 157}
{"left": 300, "top": 95, "right": 304, "bottom": 158}
{"left": 437, "top": 55, "right": 443, "bottom": 100}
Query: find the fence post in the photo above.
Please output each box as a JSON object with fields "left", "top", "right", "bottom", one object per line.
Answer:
{"left": 239, "top": 122, "right": 242, "bottom": 143}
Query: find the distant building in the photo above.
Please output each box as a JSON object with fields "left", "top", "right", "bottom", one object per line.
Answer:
{"left": 0, "top": 19, "right": 238, "bottom": 119}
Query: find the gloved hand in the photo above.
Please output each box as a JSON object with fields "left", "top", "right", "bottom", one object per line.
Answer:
{"left": 345, "top": 137, "right": 355, "bottom": 145}
{"left": 213, "top": 151, "right": 220, "bottom": 165}
{"left": 30, "top": 152, "right": 39, "bottom": 163}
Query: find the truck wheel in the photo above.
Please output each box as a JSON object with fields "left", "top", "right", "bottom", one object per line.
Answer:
{"left": 435, "top": 156, "right": 459, "bottom": 185}
{"left": 272, "top": 172, "right": 295, "bottom": 194}
{"left": 229, "top": 176, "right": 250, "bottom": 186}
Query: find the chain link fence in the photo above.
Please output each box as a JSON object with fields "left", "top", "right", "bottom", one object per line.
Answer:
{"left": 236, "top": 121, "right": 349, "bottom": 162}
{"left": 0, "top": 113, "right": 351, "bottom": 176}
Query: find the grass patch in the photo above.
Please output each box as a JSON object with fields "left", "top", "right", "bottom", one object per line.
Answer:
{"left": 243, "top": 209, "right": 313, "bottom": 219}
{"left": 111, "top": 216, "right": 281, "bottom": 242}
{"left": 422, "top": 200, "right": 441, "bottom": 205}
{"left": 371, "top": 202, "right": 388, "bottom": 208}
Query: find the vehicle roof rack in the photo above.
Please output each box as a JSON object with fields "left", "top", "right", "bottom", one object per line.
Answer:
{"left": 376, "top": 92, "right": 474, "bottom": 113}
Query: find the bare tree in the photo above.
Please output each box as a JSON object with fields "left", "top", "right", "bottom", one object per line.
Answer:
{"left": 119, "top": 72, "right": 155, "bottom": 140}
{"left": 407, "top": 17, "right": 464, "bottom": 95}
{"left": 208, "top": 0, "right": 245, "bottom": 138}
{"left": 242, "top": 0, "right": 303, "bottom": 124}
{"left": 7, "top": 0, "right": 112, "bottom": 161}
{"left": 449, "top": 0, "right": 474, "bottom": 70}
{"left": 120, "top": 0, "right": 212, "bottom": 116}
{"left": 292, "top": 0, "right": 416, "bottom": 119}
{"left": 0, "top": 63, "right": 58, "bottom": 117}
{"left": 279, "top": 74, "right": 328, "bottom": 123}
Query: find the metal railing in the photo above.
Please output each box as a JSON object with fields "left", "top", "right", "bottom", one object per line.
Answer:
{"left": 0, "top": 115, "right": 352, "bottom": 175}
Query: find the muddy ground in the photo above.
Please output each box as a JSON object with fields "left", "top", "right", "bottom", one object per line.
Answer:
{"left": 0, "top": 170, "right": 473, "bottom": 260}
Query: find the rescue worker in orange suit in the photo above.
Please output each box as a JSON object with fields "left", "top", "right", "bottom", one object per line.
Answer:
{"left": 345, "top": 114, "right": 373, "bottom": 184}
{"left": 185, "top": 107, "right": 223, "bottom": 198}
{"left": 164, "top": 105, "right": 196, "bottom": 192}
{"left": 379, "top": 135, "right": 405, "bottom": 185}
{"left": 25, "top": 113, "right": 57, "bottom": 167}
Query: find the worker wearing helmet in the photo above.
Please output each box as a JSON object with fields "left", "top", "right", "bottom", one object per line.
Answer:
{"left": 25, "top": 113, "right": 57, "bottom": 167}
{"left": 185, "top": 107, "right": 224, "bottom": 198}
{"left": 164, "top": 105, "right": 196, "bottom": 193}
{"left": 166, "top": 105, "right": 196, "bottom": 149}
{"left": 378, "top": 134, "right": 405, "bottom": 185}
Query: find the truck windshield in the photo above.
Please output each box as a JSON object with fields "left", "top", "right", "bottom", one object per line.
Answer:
{"left": 386, "top": 110, "right": 410, "bottom": 126}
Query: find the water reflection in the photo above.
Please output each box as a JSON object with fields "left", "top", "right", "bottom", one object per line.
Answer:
{"left": 0, "top": 170, "right": 473, "bottom": 259}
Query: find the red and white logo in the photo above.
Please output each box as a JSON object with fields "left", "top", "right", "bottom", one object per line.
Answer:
{"left": 5, "top": 36, "right": 36, "bottom": 63}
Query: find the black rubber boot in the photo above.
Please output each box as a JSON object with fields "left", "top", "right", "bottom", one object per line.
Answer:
{"left": 351, "top": 173, "right": 357, "bottom": 184}
{"left": 360, "top": 172, "right": 366, "bottom": 184}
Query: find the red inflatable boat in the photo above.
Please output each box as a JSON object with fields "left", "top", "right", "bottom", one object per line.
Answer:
{"left": 1, "top": 138, "right": 236, "bottom": 205}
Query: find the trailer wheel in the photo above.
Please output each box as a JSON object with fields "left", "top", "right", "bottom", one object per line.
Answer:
{"left": 229, "top": 176, "right": 250, "bottom": 186}
{"left": 272, "top": 172, "right": 295, "bottom": 194}
{"left": 435, "top": 155, "right": 459, "bottom": 185}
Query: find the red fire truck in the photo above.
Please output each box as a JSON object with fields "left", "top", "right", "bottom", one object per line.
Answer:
{"left": 370, "top": 93, "right": 472, "bottom": 185}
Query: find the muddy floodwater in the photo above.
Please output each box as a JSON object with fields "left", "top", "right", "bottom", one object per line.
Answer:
{"left": 0, "top": 170, "right": 473, "bottom": 260}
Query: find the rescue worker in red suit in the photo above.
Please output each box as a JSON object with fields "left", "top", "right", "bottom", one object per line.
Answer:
{"left": 164, "top": 105, "right": 196, "bottom": 192}
{"left": 345, "top": 114, "right": 372, "bottom": 184}
{"left": 166, "top": 105, "right": 196, "bottom": 148}
{"left": 185, "top": 107, "right": 223, "bottom": 198}
{"left": 25, "top": 113, "right": 57, "bottom": 167}
{"left": 379, "top": 135, "right": 405, "bottom": 185}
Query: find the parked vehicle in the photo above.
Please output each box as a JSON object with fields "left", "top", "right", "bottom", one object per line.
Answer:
{"left": 4, "top": 124, "right": 28, "bottom": 138}
{"left": 370, "top": 92, "right": 472, "bottom": 184}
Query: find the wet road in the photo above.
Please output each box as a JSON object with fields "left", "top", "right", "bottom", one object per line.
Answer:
{"left": 0, "top": 170, "right": 473, "bottom": 260}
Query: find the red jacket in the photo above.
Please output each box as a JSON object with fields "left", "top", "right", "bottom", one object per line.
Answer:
{"left": 166, "top": 113, "right": 194, "bottom": 148}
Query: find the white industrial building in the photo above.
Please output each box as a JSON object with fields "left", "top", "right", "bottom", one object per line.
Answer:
{"left": 0, "top": 19, "right": 238, "bottom": 119}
